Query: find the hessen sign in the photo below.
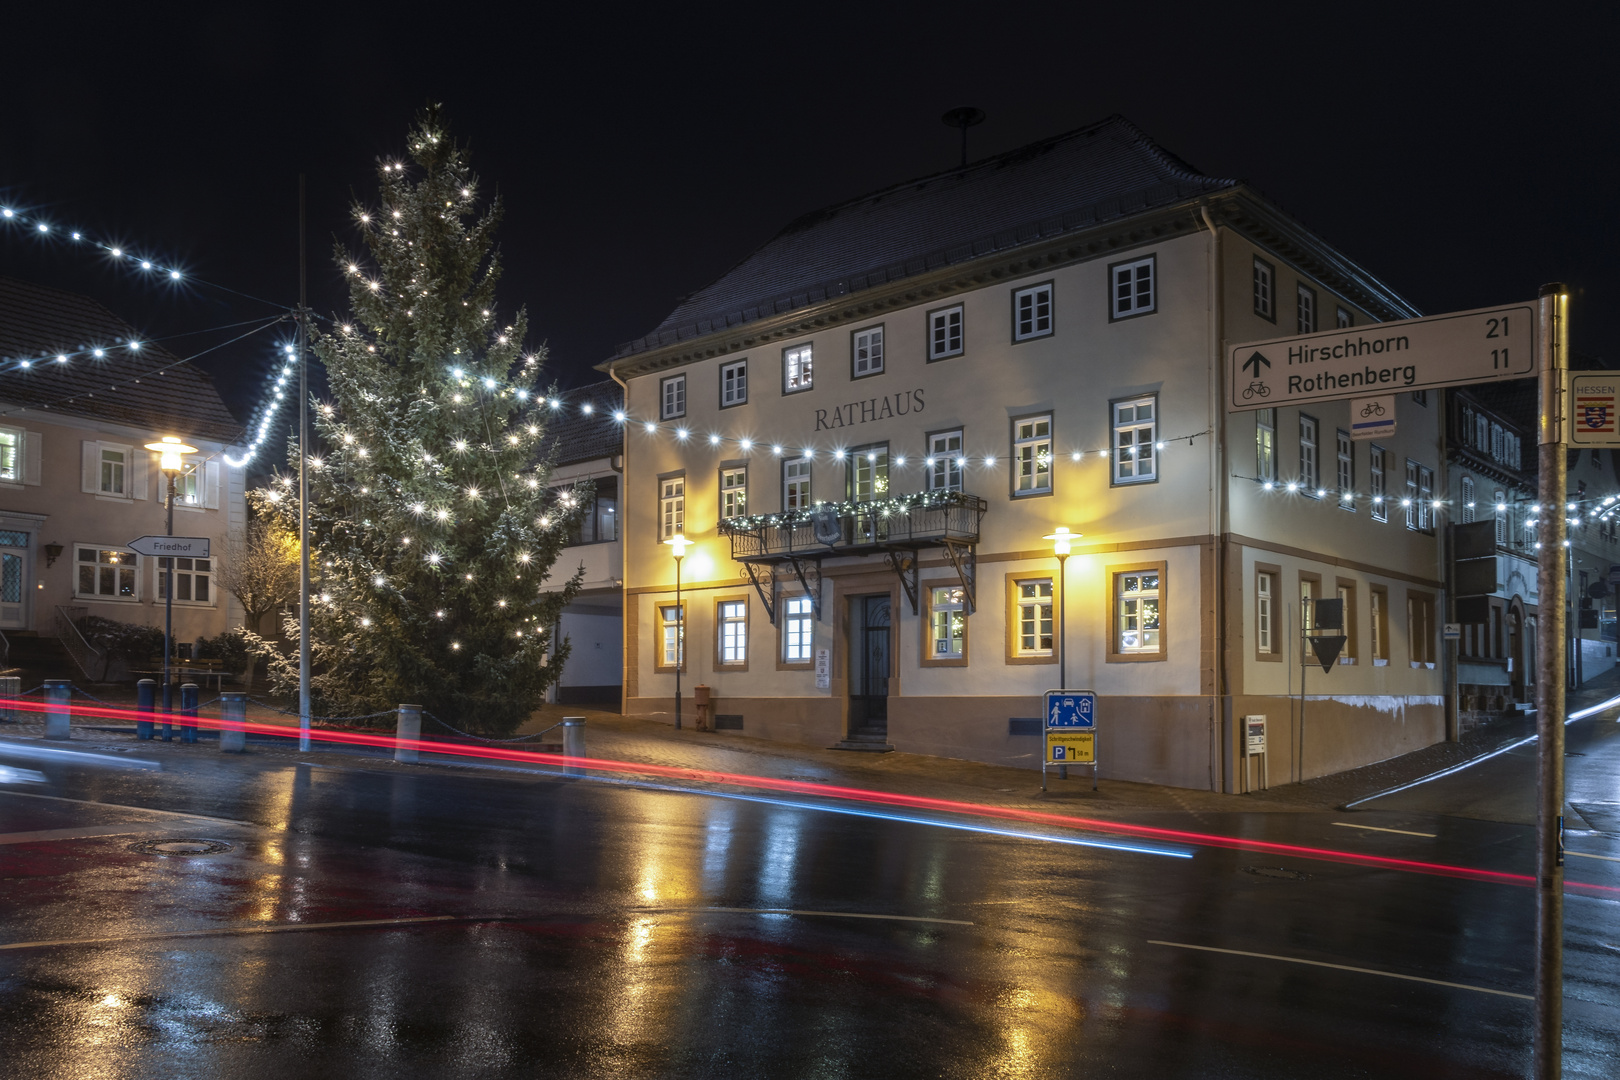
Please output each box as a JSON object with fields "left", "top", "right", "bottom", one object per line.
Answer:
{"left": 1229, "top": 302, "right": 1534, "bottom": 412}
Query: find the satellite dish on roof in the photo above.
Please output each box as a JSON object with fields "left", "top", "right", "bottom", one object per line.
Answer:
{"left": 941, "top": 107, "right": 986, "bottom": 167}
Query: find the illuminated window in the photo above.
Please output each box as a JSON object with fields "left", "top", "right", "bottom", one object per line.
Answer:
{"left": 75, "top": 546, "right": 138, "bottom": 600}
{"left": 1013, "top": 282, "right": 1053, "bottom": 341}
{"left": 783, "top": 343, "right": 813, "bottom": 392}
{"left": 848, "top": 444, "right": 889, "bottom": 502}
{"left": 782, "top": 594, "right": 813, "bottom": 663}
{"left": 929, "top": 585, "right": 966, "bottom": 661}
{"left": 1256, "top": 409, "right": 1276, "bottom": 482}
{"left": 720, "top": 467, "right": 747, "bottom": 520}
{"left": 0, "top": 428, "right": 20, "bottom": 483}
{"left": 1014, "top": 415, "right": 1052, "bottom": 495}
{"left": 1116, "top": 570, "right": 1161, "bottom": 654}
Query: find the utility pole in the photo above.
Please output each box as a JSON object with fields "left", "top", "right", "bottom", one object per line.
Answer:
{"left": 298, "top": 175, "right": 312, "bottom": 753}
{"left": 1533, "top": 281, "right": 1569, "bottom": 1080}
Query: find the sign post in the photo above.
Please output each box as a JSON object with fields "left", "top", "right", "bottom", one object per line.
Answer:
{"left": 1533, "top": 284, "right": 1569, "bottom": 1080}
{"left": 1043, "top": 689, "right": 1096, "bottom": 792}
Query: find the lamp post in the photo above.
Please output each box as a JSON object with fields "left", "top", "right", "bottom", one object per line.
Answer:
{"left": 664, "top": 533, "right": 691, "bottom": 730}
{"left": 144, "top": 436, "right": 198, "bottom": 716}
{"left": 1043, "top": 528, "right": 1080, "bottom": 690}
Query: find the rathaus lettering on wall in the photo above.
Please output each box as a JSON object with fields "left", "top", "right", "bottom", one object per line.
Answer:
{"left": 815, "top": 389, "right": 926, "bottom": 431}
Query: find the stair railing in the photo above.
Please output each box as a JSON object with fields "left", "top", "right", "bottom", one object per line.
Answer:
{"left": 54, "top": 605, "right": 104, "bottom": 681}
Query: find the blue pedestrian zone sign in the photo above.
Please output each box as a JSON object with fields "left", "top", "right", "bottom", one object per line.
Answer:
{"left": 1045, "top": 690, "right": 1095, "bottom": 729}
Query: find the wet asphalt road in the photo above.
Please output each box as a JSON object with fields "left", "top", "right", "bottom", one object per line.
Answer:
{"left": 1, "top": 721, "right": 1618, "bottom": 1079}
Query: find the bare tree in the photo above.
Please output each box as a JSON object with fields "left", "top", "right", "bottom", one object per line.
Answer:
{"left": 221, "top": 510, "right": 299, "bottom": 634}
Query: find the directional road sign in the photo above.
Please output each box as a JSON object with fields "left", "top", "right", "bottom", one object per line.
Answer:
{"left": 1229, "top": 302, "right": 1534, "bottom": 412}
{"left": 1045, "top": 690, "right": 1095, "bottom": 729}
{"left": 1046, "top": 730, "right": 1095, "bottom": 765}
{"left": 127, "top": 535, "right": 211, "bottom": 559}
{"left": 1569, "top": 373, "right": 1620, "bottom": 446}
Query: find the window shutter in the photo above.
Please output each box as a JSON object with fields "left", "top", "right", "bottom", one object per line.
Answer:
{"left": 24, "top": 431, "right": 41, "bottom": 486}
{"left": 132, "top": 450, "right": 149, "bottom": 500}
{"left": 81, "top": 441, "right": 99, "bottom": 493}
{"left": 204, "top": 461, "right": 221, "bottom": 509}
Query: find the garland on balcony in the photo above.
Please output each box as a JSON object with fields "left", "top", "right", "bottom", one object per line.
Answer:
{"left": 719, "top": 488, "right": 973, "bottom": 532}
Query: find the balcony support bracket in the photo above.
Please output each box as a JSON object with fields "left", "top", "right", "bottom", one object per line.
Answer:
{"left": 785, "top": 555, "right": 824, "bottom": 621}
{"left": 940, "top": 539, "right": 978, "bottom": 615}
{"left": 742, "top": 561, "right": 778, "bottom": 626}
{"left": 885, "top": 550, "right": 919, "bottom": 616}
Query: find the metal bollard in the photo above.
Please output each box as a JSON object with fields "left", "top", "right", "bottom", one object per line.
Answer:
{"left": 0, "top": 674, "right": 19, "bottom": 723}
{"left": 395, "top": 704, "right": 422, "bottom": 764}
{"left": 136, "top": 678, "right": 156, "bottom": 740}
{"left": 219, "top": 692, "right": 247, "bottom": 753}
{"left": 180, "top": 683, "right": 198, "bottom": 744}
{"left": 43, "top": 680, "right": 71, "bottom": 740}
{"left": 563, "top": 717, "right": 586, "bottom": 776}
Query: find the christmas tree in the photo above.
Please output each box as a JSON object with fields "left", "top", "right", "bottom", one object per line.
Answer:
{"left": 248, "top": 106, "right": 586, "bottom": 733}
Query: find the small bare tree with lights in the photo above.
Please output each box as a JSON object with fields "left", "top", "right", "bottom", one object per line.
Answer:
{"left": 245, "top": 106, "right": 587, "bottom": 733}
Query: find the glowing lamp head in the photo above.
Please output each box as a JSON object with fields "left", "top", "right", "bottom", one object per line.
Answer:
{"left": 665, "top": 533, "right": 693, "bottom": 559}
{"left": 1043, "top": 527, "right": 1081, "bottom": 557}
{"left": 143, "top": 436, "right": 198, "bottom": 474}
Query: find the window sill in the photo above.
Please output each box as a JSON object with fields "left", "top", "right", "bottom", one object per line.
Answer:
{"left": 74, "top": 594, "right": 139, "bottom": 603}
{"left": 1339, "top": 657, "right": 1357, "bottom": 665}
{"left": 1374, "top": 658, "right": 1389, "bottom": 667}
{"left": 92, "top": 493, "right": 133, "bottom": 503}
{"left": 1108, "top": 651, "right": 1168, "bottom": 663}
{"left": 1006, "top": 653, "right": 1056, "bottom": 666}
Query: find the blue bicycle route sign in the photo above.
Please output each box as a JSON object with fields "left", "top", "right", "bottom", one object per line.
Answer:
{"left": 1045, "top": 690, "right": 1095, "bottom": 729}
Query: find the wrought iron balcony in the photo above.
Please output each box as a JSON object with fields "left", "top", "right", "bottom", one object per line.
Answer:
{"left": 717, "top": 491, "right": 987, "bottom": 622}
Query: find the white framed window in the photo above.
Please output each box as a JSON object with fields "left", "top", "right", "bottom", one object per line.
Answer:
{"left": 851, "top": 326, "right": 884, "bottom": 378}
{"left": 782, "top": 594, "right": 813, "bottom": 663}
{"left": 659, "top": 604, "right": 684, "bottom": 670}
{"left": 928, "top": 430, "right": 963, "bottom": 492}
{"left": 1299, "top": 415, "right": 1319, "bottom": 495}
{"left": 1013, "top": 415, "right": 1052, "bottom": 496}
{"left": 102, "top": 447, "right": 126, "bottom": 494}
{"left": 1419, "top": 466, "right": 1435, "bottom": 531}
{"left": 1116, "top": 569, "right": 1162, "bottom": 654}
{"left": 720, "top": 360, "right": 747, "bottom": 408}
{"left": 783, "top": 343, "right": 814, "bottom": 393}
{"left": 1256, "top": 409, "right": 1276, "bottom": 483}
{"left": 75, "top": 546, "right": 138, "bottom": 601}
{"left": 175, "top": 460, "right": 203, "bottom": 506}
{"left": 782, "top": 457, "right": 811, "bottom": 511}
{"left": 1253, "top": 257, "right": 1275, "bottom": 320}
{"left": 718, "top": 599, "right": 747, "bottom": 665}
{"left": 1013, "top": 578, "right": 1053, "bottom": 657}
{"left": 1461, "top": 475, "right": 1476, "bottom": 523}
{"left": 929, "top": 585, "right": 966, "bottom": 660}
{"left": 1337, "top": 305, "right": 1353, "bottom": 329}
{"left": 1257, "top": 571, "right": 1274, "bottom": 654}
{"left": 1336, "top": 429, "right": 1354, "bottom": 509}
{"left": 849, "top": 444, "right": 888, "bottom": 502}
{"left": 1110, "top": 256, "right": 1155, "bottom": 319}
{"left": 1013, "top": 282, "right": 1053, "bottom": 341}
{"left": 659, "top": 476, "right": 685, "bottom": 541}
{"left": 0, "top": 427, "right": 21, "bottom": 483}
{"left": 928, "top": 304, "right": 963, "bottom": 360}
{"left": 1114, "top": 396, "right": 1157, "bottom": 484}
{"left": 720, "top": 467, "right": 747, "bottom": 520}
{"left": 1405, "top": 460, "right": 1419, "bottom": 529}
{"left": 1495, "top": 489, "right": 1508, "bottom": 546}
{"left": 1370, "top": 445, "right": 1388, "bottom": 522}
{"left": 660, "top": 374, "right": 686, "bottom": 420}
{"left": 83, "top": 440, "right": 143, "bottom": 498}
{"left": 1297, "top": 283, "right": 1317, "bottom": 334}
{"left": 157, "top": 556, "right": 214, "bottom": 605}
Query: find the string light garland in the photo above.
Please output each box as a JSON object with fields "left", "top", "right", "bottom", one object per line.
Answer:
{"left": 224, "top": 339, "right": 305, "bottom": 467}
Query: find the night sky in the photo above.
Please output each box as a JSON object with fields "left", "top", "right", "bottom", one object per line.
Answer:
{"left": 3, "top": 4, "right": 1615, "bottom": 440}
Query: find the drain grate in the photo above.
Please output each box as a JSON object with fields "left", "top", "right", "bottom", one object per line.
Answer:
{"left": 127, "top": 838, "right": 232, "bottom": 857}
{"left": 1241, "top": 865, "right": 1310, "bottom": 881}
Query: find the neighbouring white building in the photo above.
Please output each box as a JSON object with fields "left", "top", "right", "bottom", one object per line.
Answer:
{"left": 0, "top": 277, "right": 247, "bottom": 673}
{"left": 601, "top": 117, "right": 1451, "bottom": 790}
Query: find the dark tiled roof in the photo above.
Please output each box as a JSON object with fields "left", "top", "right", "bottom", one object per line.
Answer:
{"left": 0, "top": 277, "right": 243, "bottom": 444}
{"left": 615, "top": 115, "right": 1235, "bottom": 359}
{"left": 538, "top": 379, "right": 623, "bottom": 467}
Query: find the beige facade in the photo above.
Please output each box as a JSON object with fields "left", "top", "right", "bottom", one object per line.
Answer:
{"left": 605, "top": 125, "right": 1447, "bottom": 789}
{"left": 0, "top": 409, "right": 245, "bottom": 647}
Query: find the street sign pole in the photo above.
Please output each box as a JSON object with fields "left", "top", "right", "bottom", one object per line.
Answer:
{"left": 1534, "top": 283, "right": 1569, "bottom": 1080}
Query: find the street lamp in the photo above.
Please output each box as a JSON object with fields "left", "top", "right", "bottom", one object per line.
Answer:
{"left": 1043, "top": 528, "right": 1080, "bottom": 691}
{"left": 664, "top": 533, "right": 691, "bottom": 730}
{"left": 144, "top": 435, "right": 197, "bottom": 714}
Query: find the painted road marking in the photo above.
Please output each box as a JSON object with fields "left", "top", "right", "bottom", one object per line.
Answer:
{"left": 1568, "top": 849, "right": 1620, "bottom": 863}
{"left": 684, "top": 907, "right": 973, "bottom": 926}
{"left": 0, "top": 789, "right": 255, "bottom": 827}
{"left": 1331, "top": 822, "right": 1437, "bottom": 838}
{"left": 0, "top": 823, "right": 170, "bottom": 846}
{"left": 0, "top": 915, "right": 473, "bottom": 951}
{"left": 1148, "top": 940, "right": 1531, "bottom": 1000}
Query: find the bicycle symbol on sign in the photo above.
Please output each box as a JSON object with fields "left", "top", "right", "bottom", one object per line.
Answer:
{"left": 1242, "top": 380, "right": 1270, "bottom": 400}
{"left": 1360, "top": 401, "right": 1387, "bottom": 418}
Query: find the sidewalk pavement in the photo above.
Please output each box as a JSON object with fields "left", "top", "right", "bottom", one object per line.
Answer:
{"left": 11, "top": 672, "right": 1619, "bottom": 821}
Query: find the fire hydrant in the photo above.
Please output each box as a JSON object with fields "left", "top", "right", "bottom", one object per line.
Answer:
{"left": 693, "top": 684, "right": 713, "bottom": 732}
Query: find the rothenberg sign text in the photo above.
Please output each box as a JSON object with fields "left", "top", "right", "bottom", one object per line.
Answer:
{"left": 815, "top": 389, "right": 925, "bottom": 431}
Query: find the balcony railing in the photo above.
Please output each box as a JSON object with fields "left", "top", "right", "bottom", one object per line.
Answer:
{"left": 718, "top": 490, "right": 986, "bottom": 562}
